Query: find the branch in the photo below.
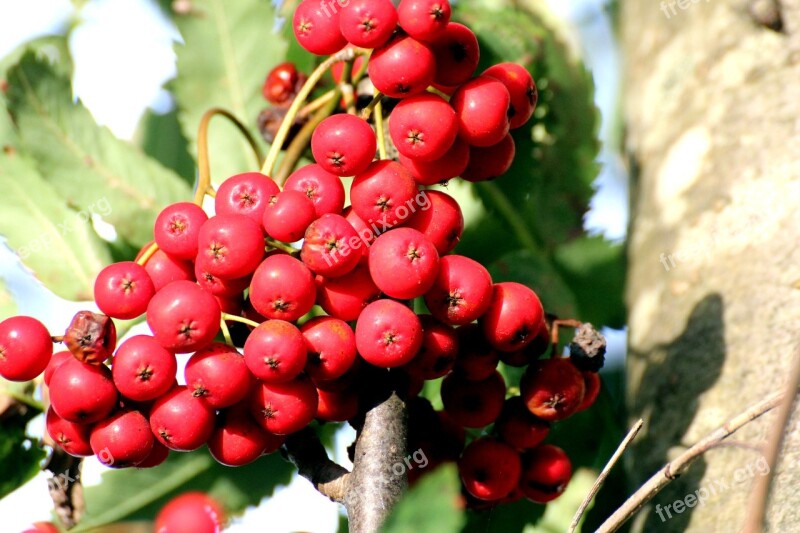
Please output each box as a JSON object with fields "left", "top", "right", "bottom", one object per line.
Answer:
{"left": 44, "top": 447, "right": 84, "bottom": 528}
{"left": 596, "top": 391, "right": 784, "bottom": 533}
{"left": 282, "top": 427, "right": 350, "bottom": 504}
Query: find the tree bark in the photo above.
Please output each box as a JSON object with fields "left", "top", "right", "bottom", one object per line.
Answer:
{"left": 623, "top": 0, "right": 800, "bottom": 531}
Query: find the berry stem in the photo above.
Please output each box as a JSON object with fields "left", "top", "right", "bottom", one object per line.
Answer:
{"left": 219, "top": 318, "right": 234, "bottom": 347}
{"left": 374, "top": 92, "right": 387, "bottom": 160}
{"left": 50, "top": 335, "right": 64, "bottom": 343}
{"left": 360, "top": 92, "right": 384, "bottom": 120}
{"left": 135, "top": 242, "right": 160, "bottom": 267}
{"left": 265, "top": 237, "right": 299, "bottom": 255}
{"left": 298, "top": 90, "right": 338, "bottom": 119}
{"left": 220, "top": 312, "right": 261, "bottom": 329}
{"left": 550, "top": 318, "right": 583, "bottom": 358}
{"left": 339, "top": 58, "right": 356, "bottom": 115}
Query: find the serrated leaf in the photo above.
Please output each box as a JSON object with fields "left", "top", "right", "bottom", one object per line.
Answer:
{"left": 381, "top": 465, "right": 465, "bottom": 533}
{"left": 171, "top": 0, "right": 286, "bottom": 181}
{"left": 0, "top": 152, "right": 111, "bottom": 300}
{"left": 0, "top": 279, "right": 17, "bottom": 320}
{"left": 6, "top": 53, "right": 192, "bottom": 247}
{"left": 75, "top": 448, "right": 294, "bottom": 531}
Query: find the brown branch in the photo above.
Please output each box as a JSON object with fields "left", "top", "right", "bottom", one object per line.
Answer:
{"left": 44, "top": 447, "right": 84, "bottom": 528}
{"left": 282, "top": 427, "right": 350, "bottom": 504}
{"left": 596, "top": 391, "right": 784, "bottom": 533}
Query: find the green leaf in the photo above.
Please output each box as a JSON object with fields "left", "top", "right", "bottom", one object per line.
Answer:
{"left": 133, "top": 106, "right": 196, "bottom": 186}
{"left": 0, "top": 379, "right": 46, "bottom": 499}
{"left": 381, "top": 465, "right": 465, "bottom": 533}
{"left": 6, "top": 52, "right": 192, "bottom": 248}
{"left": 171, "top": 0, "right": 285, "bottom": 181}
{"left": 0, "top": 279, "right": 16, "bottom": 321}
{"left": 76, "top": 448, "right": 294, "bottom": 531}
{"left": 0, "top": 35, "right": 73, "bottom": 80}
{"left": 0, "top": 152, "right": 111, "bottom": 300}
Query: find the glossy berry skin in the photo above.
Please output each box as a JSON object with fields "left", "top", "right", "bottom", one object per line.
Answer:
{"left": 451, "top": 76, "right": 511, "bottom": 147}
{"left": 155, "top": 492, "right": 225, "bottom": 533}
{"left": 339, "top": 0, "right": 398, "bottom": 49}
{"left": 316, "top": 388, "right": 359, "bottom": 422}
{"left": 49, "top": 358, "right": 117, "bottom": 424}
{"left": 244, "top": 320, "right": 307, "bottom": 383}
{"left": 112, "top": 335, "right": 177, "bottom": 402}
{"left": 136, "top": 440, "right": 171, "bottom": 469}
{"left": 262, "top": 190, "right": 316, "bottom": 243}
{"left": 249, "top": 374, "right": 319, "bottom": 435}
{"left": 0, "top": 316, "right": 52, "bottom": 382}
{"left": 214, "top": 172, "right": 280, "bottom": 224}
{"left": 208, "top": 406, "right": 280, "bottom": 467}
{"left": 153, "top": 202, "right": 208, "bottom": 260}
{"left": 453, "top": 323, "right": 499, "bottom": 381}
{"left": 315, "top": 262, "right": 381, "bottom": 321}
{"left": 424, "top": 255, "right": 493, "bottom": 326}
{"left": 146, "top": 281, "right": 221, "bottom": 353}
{"left": 483, "top": 62, "right": 537, "bottom": 129}
{"left": 520, "top": 358, "right": 586, "bottom": 422}
{"left": 404, "top": 314, "right": 458, "bottom": 380}
{"left": 90, "top": 410, "right": 154, "bottom": 468}
{"left": 368, "top": 34, "right": 436, "bottom": 98}
{"left": 150, "top": 386, "right": 216, "bottom": 451}
{"left": 480, "top": 282, "right": 545, "bottom": 351}
{"left": 140, "top": 248, "right": 195, "bottom": 291}
{"left": 429, "top": 22, "right": 480, "bottom": 87}
{"left": 293, "top": 0, "right": 348, "bottom": 56}
{"left": 519, "top": 444, "right": 572, "bottom": 503}
{"left": 398, "top": 137, "right": 470, "bottom": 186}
{"left": 350, "top": 160, "right": 419, "bottom": 229}
{"left": 368, "top": 228, "right": 440, "bottom": 299}
{"left": 301, "top": 316, "right": 357, "bottom": 382}
{"left": 301, "top": 213, "right": 362, "bottom": 278}
{"left": 46, "top": 407, "right": 93, "bottom": 457}
{"left": 94, "top": 262, "right": 156, "bottom": 320}
{"left": 342, "top": 206, "right": 373, "bottom": 261}
{"left": 185, "top": 343, "right": 251, "bottom": 408}
{"left": 311, "top": 114, "right": 376, "bottom": 177}
{"left": 440, "top": 370, "right": 505, "bottom": 428}
{"left": 397, "top": 0, "right": 451, "bottom": 41}
{"left": 355, "top": 299, "right": 423, "bottom": 368}
{"left": 576, "top": 370, "right": 601, "bottom": 412}
{"left": 495, "top": 396, "right": 550, "bottom": 450}
{"left": 196, "top": 214, "right": 265, "bottom": 280}
{"left": 459, "top": 437, "right": 522, "bottom": 501}
{"left": 194, "top": 261, "right": 251, "bottom": 298}
{"left": 461, "top": 134, "right": 515, "bottom": 182}
{"left": 284, "top": 163, "right": 346, "bottom": 218}
{"left": 263, "top": 62, "right": 301, "bottom": 105}
{"left": 389, "top": 94, "right": 458, "bottom": 162}
{"left": 403, "top": 189, "right": 464, "bottom": 254}
{"left": 249, "top": 254, "right": 316, "bottom": 322}
{"left": 43, "top": 350, "right": 72, "bottom": 385}
{"left": 499, "top": 320, "right": 550, "bottom": 367}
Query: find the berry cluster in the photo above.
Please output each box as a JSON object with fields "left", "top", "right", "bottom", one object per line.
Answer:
{"left": 0, "top": 0, "right": 603, "bottom": 514}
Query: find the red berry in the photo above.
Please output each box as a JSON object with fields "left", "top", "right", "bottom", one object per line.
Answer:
{"left": 398, "top": 137, "right": 469, "bottom": 186}
{"left": 284, "top": 163, "right": 346, "bottom": 217}
{"left": 311, "top": 114, "right": 376, "bottom": 177}
{"left": 43, "top": 350, "right": 72, "bottom": 385}
{"left": 315, "top": 262, "right": 381, "bottom": 321}
{"left": 368, "top": 227, "right": 440, "bottom": 299}
{"left": 397, "top": 0, "right": 451, "bottom": 41}
{"left": 350, "top": 160, "right": 419, "bottom": 229}
{"left": 368, "top": 34, "right": 436, "bottom": 98}
{"left": 429, "top": 22, "right": 479, "bottom": 87}
{"left": 342, "top": 205, "right": 374, "bottom": 260}
{"left": 215, "top": 172, "right": 280, "bottom": 224}
{"left": 495, "top": 396, "right": 550, "bottom": 450}
{"left": 355, "top": 299, "right": 423, "bottom": 368}
{"left": 112, "top": 335, "right": 177, "bottom": 402}
{"left": 404, "top": 314, "right": 458, "bottom": 380}
{"left": 576, "top": 370, "right": 601, "bottom": 412}
{"left": 146, "top": 280, "right": 221, "bottom": 353}
{"left": 249, "top": 254, "right": 316, "bottom": 321}
{"left": 155, "top": 492, "right": 225, "bottom": 533}
{"left": 519, "top": 444, "right": 572, "bottom": 503}
{"left": 339, "top": 0, "right": 398, "bottom": 49}
{"left": 185, "top": 343, "right": 251, "bottom": 408}
{"left": 244, "top": 320, "right": 308, "bottom": 383}
{"left": 0, "top": 316, "right": 52, "bottom": 382}
{"left": 22, "top": 523, "right": 59, "bottom": 533}
{"left": 46, "top": 407, "right": 93, "bottom": 457}
{"left": 139, "top": 247, "right": 195, "bottom": 291}
{"left": 49, "top": 358, "right": 117, "bottom": 424}
{"left": 461, "top": 133, "right": 515, "bottom": 182}
{"left": 293, "top": 0, "right": 348, "bottom": 55}
{"left": 389, "top": 94, "right": 458, "bottom": 161}
{"left": 153, "top": 202, "right": 208, "bottom": 260}
{"left": 459, "top": 437, "right": 522, "bottom": 500}
{"left": 316, "top": 388, "right": 359, "bottom": 422}
{"left": 520, "top": 358, "right": 586, "bottom": 422}
{"left": 263, "top": 62, "right": 301, "bottom": 105}
{"left": 136, "top": 440, "right": 170, "bottom": 468}
{"left": 403, "top": 189, "right": 464, "bottom": 254}
{"left": 440, "top": 370, "right": 505, "bottom": 428}
{"left": 197, "top": 214, "right": 265, "bottom": 280}
{"left": 453, "top": 323, "right": 499, "bottom": 381}
{"left": 90, "top": 410, "right": 154, "bottom": 468}
{"left": 249, "top": 374, "right": 319, "bottom": 435}
{"left": 150, "top": 386, "right": 216, "bottom": 451}
{"left": 301, "top": 316, "right": 357, "bottom": 382}
{"left": 482, "top": 62, "right": 537, "bottom": 129}
{"left": 451, "top": 76, "right": 511, "bottom": 147}
{"left": 424, "top": 255, "right": 493, "bottom": 326}
{"left": 301, "top": 213, "right": 362, "bottom": 278}
{"left": 480, "top": 282, "right": 544, "bottom": 351}
{"left": 94, "top": 262, "right": 156, "bottom": 320}
{"left": 194, "top": 261, "right": 251, "bottom": 298}
{"left": 262, "top": 190, "right": 316, "bottom": 243}
{"left": 208, "top": 405, "right": 279, "bottom": 467}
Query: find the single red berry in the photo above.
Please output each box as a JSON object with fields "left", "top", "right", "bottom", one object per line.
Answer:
{"left": 429, "top": 22, "right": 480, "bottom": 87}
{"left": 311, "top": 114, "right": 376, "bottom": 177}
{"left": 244, "top": 320, "right": 308, "bottom": 383}
{"left": 249, "top": 255, "right": 316, "bottom": 322}
{"left": 342, "top": 205, "right": 374, "bottom": 260}
{"left": 112, "top": 335, "right": 177, "bottom": 402}
{"left": 389, "top": 94, "right": 458, "bottom": 162}
{"left": 397, "top": 0, "right": 451, "bottom": 41}
{"left": 355, "top": 299, "right": 423, "bottom": 368}
{"left": 404, "top": 314, "right": 458, "bottom": 380}
{"left": 263, "top": 61, "right": 301, "bottom": 104}
{"left": 197, "top": 214, "right": 265, "bottom": 280}
{"left": 403, "top": 189, "right": 464, "bottom": 254}
{"left": 21, "top": 523, "right": 60, "bottom": 533}
{"left": 301, "top": 316, "right": 357, "bottom": 382}
{"left": 44, "top": 350, "right": 72, "bottom": 385}
{"left": 340, "top": 0, "right": 398, "bottom": 48}
{"left": 315, "top": 262, "right": 381, "bottom": 321}
{"left": 49, "top": 358, "right": 117, "bottom": 424}
{"left": 440, "top": 370, "right": 505, "bottom": 428}
{"left": 301, "top": 213, "right": 362, "bottom": 278}
{"left": 194, "top": 261, "right": 251, "bottom": 298}
{"left": 185, "top": 343, "right": 251, "bottom": 408}
{"left": 150, "top": 385, "right": 216, "bottom": 451}
{"left": 153, "top": 202, "right": 208, "bottom": 261}
{"left": 94, "top": 262, "right": 156, "bottom": 320}
{"left": 215, "top": 172, "right": 280, "bottom": 224}
{"left": 350, "top": 160, "right": 419, "bottom": 229}
{"left": 480, "top": 282, "right": 545, "bottom": 351}
{"left": 424, "top": 255, "right": 493, "bottom": 326}
{"left": 0, "top": 316, "right": 52, "bottom": 382}
{"left": 136, "top": 440, "right": 170, "bottom": 469}
{"left": 262, "top": 190, "right": 317, "bottom": 243}
{"left": 155, "top": 492, "right": 225, "bottom": 533}
{"left": 519, "top": 444, "right": 572, "bottom": 503}
{"left": 368, "top": 34, "right": 436, "bottom": 98}
{"left": 146, "top": 280, "right": 221, "bottom": 353}
{"left": 284, "top": 163, "right": 346, "bottom": 217}
{"left": 459, "top": 437, "right": 522, "bottom": 501}
{"left": 453, "top": 323, "right": 499, "bottom": 381}
{"left": 368, "top": 227, "right": 440, "bottom": 299}
{"left": 398, "top": 137, "right": 469, "bottom": 186}
{"left": 520, "top": 358, "right": 586, "bottom": 422}
{"left": 138, "top": 246, "right": 195, "bottom": 291}
{"left": 461, "top": 133, "right": 515, "bottom": 182}
{"left": 249, "top": 374, "right": 319, "bottom": 435}
{"left": 316, "top": 388, "right": 359, "bottom": 422}
{"left": 451, "top": 76, "right": 511, "bottom": 147}
{"left": 208, "top": 405, "right": 279, "bottom": 467}
{"left": 499, "top": 320, "right": 550, "bottom": 367}
{"left": 576, "top": 370, "right": 601, "bottom": 413}
{"left": 293, "top": 0, "right": 348, "bottom": 55}
{"left": 483, "top": 62, "right": 537, "bottom": 129}
{"left": 90, "top": 410, "right": 154, "bottom": 468}
{"left": 495, "top": 396, "right": 550, "bottom": 450}
{"left": 46, "top": 407, "right": 93, "bottom": 457}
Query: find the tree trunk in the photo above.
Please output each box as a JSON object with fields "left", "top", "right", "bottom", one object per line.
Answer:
{"left": 622, "top": 0, "right": 800, "bottom": 531}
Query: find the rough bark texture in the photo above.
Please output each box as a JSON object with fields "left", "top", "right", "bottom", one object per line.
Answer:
{"left": 623, "top": 1, "right": 800, "bottom": 531}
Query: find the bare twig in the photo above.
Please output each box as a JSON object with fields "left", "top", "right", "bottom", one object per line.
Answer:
{"left": 596, "top": 391, "right": 784, "bottom": 533}
{"left": 568, "top": 418, "right": 644, "bottom": 533}
{"left": 282, "top": 427, "right": 350, "bottom": 503}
